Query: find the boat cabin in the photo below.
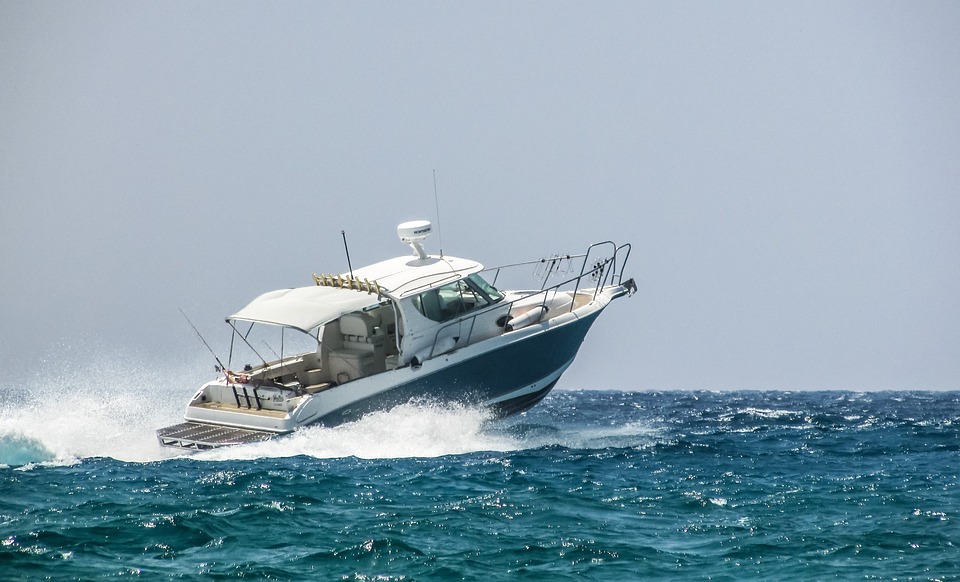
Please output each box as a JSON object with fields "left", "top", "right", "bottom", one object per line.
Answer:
{"left": 213, "top": 220, "right": 580, "bottom": 397}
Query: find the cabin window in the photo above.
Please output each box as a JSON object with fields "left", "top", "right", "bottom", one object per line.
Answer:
{"left": 412, "top": 277, "right": 497, "bottom": 322}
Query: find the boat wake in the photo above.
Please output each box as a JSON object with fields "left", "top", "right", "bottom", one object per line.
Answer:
{"left": 1, "top": 355, "right": 658, "bottom": 467}
{"left": 194, "top": 402, "right": 519, "bottom": 462}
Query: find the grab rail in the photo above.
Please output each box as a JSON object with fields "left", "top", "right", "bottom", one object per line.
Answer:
{"left": 422, "top": 242, "right": 632, "bottom": 360}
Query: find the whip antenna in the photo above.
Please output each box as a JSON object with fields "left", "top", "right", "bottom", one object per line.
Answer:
{"left": 433, "top": 169, "right": 444, "bottom": 256}
{"left": 341, "top": 229, "right": 355, "bottom": 279}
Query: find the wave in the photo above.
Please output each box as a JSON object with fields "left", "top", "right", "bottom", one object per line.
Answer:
{"left": 0, "top": 351, "right": 661, "bottom": 467}
{"left": 0, "top": 432, "right": 56, "bottom": 466}
{"left": 0, "top": 350, "right": 198, "bottom": 466}
{"left": 189, "top": 402, "right": 661, "bottom": 462}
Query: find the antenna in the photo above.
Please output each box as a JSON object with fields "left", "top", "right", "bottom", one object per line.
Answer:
{"left": 433, "top": 169, "right": 444, "bottom": 256}
{"left": 341, "top": 229, "right": 355, "bottom": 279}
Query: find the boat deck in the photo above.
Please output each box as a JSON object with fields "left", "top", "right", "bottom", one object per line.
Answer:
{"left": 192, "top": 400, "right": 289, "bottom": 418}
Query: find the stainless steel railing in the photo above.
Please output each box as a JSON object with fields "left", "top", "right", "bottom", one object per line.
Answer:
{"left": 423, "top": 241, "right": 632, "bottom": 360}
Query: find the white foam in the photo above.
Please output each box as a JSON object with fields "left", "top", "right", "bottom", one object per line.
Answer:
{"left": 0, "top": 351, "right": 527, "bottom": 464}
{"left": 195, "top": 401, "right": 522, "bottom": 462}
{"left": 190, "top": 400, "right": 663, "bottom": 462}
{"left": 0, "top": 349, "right": 202, "bottom": 465}
{"left": 0, "top": 346, "right": 659, "bottom": 465}
{"left": 497, "top": 418, "right": 660, "bottom": 451}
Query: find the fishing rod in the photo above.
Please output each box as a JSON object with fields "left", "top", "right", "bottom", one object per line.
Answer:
{"left": 261, "top": 340, "right": 280, "bottom": 360}
{"left": 178, "top": 307, "right": 227, "bottom": 373}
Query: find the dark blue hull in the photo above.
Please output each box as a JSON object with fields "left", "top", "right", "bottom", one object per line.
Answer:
{"left": 317, "top": 310, "right": 602, "bottom": 426}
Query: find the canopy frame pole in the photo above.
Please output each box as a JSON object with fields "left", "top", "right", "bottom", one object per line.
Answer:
{"left": 227, "top": 320, "right": 270, "bottom": 369}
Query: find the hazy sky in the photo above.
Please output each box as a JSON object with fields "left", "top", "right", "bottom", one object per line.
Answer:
{"left": 2, "top": 2, "right": 958, "bottom": 391}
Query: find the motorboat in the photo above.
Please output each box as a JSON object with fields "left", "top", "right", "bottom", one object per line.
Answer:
{"left": 157, "top": 221, "right": 635, "bottom": 449}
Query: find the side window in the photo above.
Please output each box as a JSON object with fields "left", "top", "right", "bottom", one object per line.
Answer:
{"left": 413, "top": 289, "right": 444, "bottom": 322}
{"left": 448, "top": 279, "right": 486, "bottom": 315}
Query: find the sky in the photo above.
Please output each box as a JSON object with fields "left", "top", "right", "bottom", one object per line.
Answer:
{"left": 1, "top": 2, "right": 958, "bottom": 391}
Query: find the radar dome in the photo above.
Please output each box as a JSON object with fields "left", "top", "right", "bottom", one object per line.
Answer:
{"left": 397, "top": 220, "right": 432, "bottom": 259}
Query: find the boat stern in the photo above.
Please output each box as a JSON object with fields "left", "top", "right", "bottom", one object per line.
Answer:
{"left": 156, "top": 379, "right": 307, "bottom": 449}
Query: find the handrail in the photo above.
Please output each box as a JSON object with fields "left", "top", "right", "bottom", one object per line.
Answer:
{"left": 388, "top": 270, "right": 461, "bottom": 297}
{"left": 579, "top": 241, "right": 617, "bottom": 301}
{"left": 614, "top": 243, "right": 632, "bottom": 286}
{"left": 423, "top": 242, "right": 630, "bottom": 360}
{"left": 486, "top": 253, "right": 588, "bottom": 272}
{"left": 486, "top": 253, "right": 588, "bottom": 289}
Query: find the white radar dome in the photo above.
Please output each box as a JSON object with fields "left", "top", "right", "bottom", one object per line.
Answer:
{"left": 397, "top": 220, "right": 432, "bottom": 259}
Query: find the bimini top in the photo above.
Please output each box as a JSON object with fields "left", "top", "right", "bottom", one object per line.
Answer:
{"left": 228, "top": 285, "right": 381, "bottom": 332}
{"left": 350, "top": 254, "right": 483, "bottom": 298}
{"left": 228, "top": 253, "right": 483, "bottom": 331}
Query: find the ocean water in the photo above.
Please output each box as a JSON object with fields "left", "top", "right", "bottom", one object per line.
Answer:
{"left": 2, "top": 375, "right": 958, "bottom": 580}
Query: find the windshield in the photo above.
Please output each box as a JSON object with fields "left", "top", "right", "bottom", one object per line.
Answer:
{"left": 467, "top": 273, "right": 503, "bottom": 303}
{"left": 412, "top": 275, "right": 502, "bottom": 322}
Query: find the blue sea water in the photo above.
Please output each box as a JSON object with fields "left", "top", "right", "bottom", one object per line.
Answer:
{"left": 2, "top": 387, "right": 959, "bottom": 580}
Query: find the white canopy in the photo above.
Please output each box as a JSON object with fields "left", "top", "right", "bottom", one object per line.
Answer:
{"left": 228, "top": 286, "right": 381, "bottom": 332}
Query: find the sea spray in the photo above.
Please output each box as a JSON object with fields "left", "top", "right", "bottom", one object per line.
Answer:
{"left": 0, "top": 432, "right": 55, "bottom": 466}
{"left": 0, "top": 346, "right": 208, "bottom": 464}
{"left": 0, "top": 345, "right": 663, "bottom": 467}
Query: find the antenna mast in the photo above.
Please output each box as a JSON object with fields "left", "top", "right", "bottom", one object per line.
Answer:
{"left": 341, "top": 230, "right": 355, "bottom": 279}
{"left": 433, "top": 169, "right": 444, "bottom": 256}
